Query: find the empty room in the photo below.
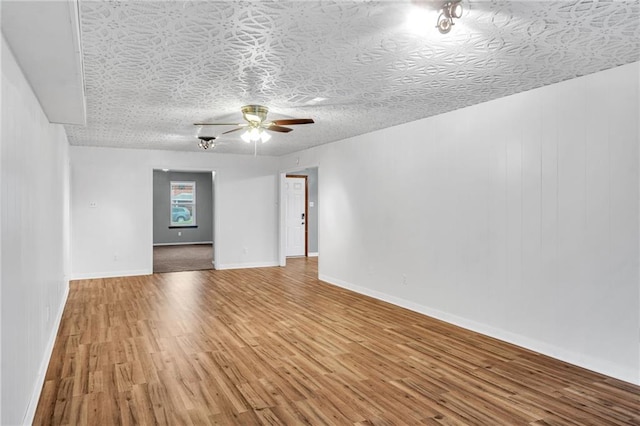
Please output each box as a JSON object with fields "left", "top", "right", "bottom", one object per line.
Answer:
{"left": 1, "top": 0, "right": 639, "bottom": 424}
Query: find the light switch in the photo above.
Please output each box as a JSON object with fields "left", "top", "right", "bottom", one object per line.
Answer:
{"left": 309, "top": 201, "right": 314, "bottom": 207}
{"left": 89, "top": 202, "right": 97, "bottom": 208}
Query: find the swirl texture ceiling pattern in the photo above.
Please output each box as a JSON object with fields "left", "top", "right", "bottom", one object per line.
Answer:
{"left": 66, "top": 0, "right": 640, "bottom": 156}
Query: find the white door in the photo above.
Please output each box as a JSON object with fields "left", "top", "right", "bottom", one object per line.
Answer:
{"left": 285, "top": 177, "right": 306, "bottom": 257}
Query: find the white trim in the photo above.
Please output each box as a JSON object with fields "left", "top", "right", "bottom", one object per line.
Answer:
{"left": 153, "top": 241, "right": 213, "bottom": 247}
{"left": 637, "top": 65, "right": 640, "bottom": 387}
{"left": 279, "top": 172, "right": 287, "bottom": 267}
{"left": 71, "top": 269, "right": 151, "bottom": 280}
{"left": 215, "top": 261, "right": 279, "bottom": 270}
{"left": 307, "top": 252, "right": 319, "bottom": 257}
{"left": 280, "top": 162, "right": 321, "bottom": 175}
{"left": 23, "top": 282, "right": 70, "bottom": 425}
{"left": 319, "top": 274, "right": 639, "bottom": 386}
{"left": 212, "top": 171, "right": 219, "bottom": 271}
{"left": 278, "top": 163, "right": 320, "bottom": 268}
{"left": 68, "top": 0, "right": 87, "bottom": 124}
{"left": 170, "top": 180, "right": 197, "bottom": 226}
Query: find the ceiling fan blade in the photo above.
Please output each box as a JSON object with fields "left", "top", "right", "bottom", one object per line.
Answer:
{"left": 270, "top": 118, "right": 314, "bottom": 126}
{"left": 222, "top": 127, "right": 244, "bottom": 135}
{"left": 194, "top": 122, "right": 243, "bottom": 126}
{"left": 268, "top": 125, "right": 293, "bottom": 133}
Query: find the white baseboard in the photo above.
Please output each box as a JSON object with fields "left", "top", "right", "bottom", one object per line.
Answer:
{"left": 215, "top": 261, "right": 279, "bottom": 270}
{"left": 307, "top": 252, "right": 319, "bottom": 257}
{"left": 153, "top": 241, "right": 213, "bottom": 246}
{"left": 23, "top": 281, "right": 70, "bottom": 425}
{"left": 319, "top": 274, "right": 639, "bottom": 386}
{"left": 71, "top": 269, "right": 151, "bottom": 280}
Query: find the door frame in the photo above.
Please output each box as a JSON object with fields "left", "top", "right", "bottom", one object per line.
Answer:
{"left": 285, "top": 174, "right": 308, "bottom": 258}
{"left": 278, "top": 165, "right": 319, "bottom": 267}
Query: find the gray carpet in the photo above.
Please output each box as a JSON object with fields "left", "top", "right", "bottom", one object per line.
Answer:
{"left": 153, "top": 244, "right": 213, "bottom": 273}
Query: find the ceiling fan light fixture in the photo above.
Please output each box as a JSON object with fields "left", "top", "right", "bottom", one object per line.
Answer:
{"left": 241, "top": 126, "right": 264, "bottom": 143}
{"left": 249, "top": 127, "right": 261, "bottom": 140}
{"left": 194, "top": 104, "right": 313, "bottom": 150}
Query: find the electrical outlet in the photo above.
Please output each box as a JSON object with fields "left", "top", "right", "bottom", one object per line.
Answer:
{"left": 243, "top": 247, "right": 248, "bottom": 254}
{"left": 402, "top": 274, "right": 407, "bottom": 285}
{"left": 178, "top": 231, "right": 182, "bottom": 236}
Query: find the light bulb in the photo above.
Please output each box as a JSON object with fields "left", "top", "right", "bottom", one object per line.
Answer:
{"left": 249, "top": 128, "right": 261, "bottom": 141}
{"left": 449, "top": 2, "right": 463, "bottom": 19}
{"left": 260, "top": 131, "right": 271, "bottom": 143}
{"left": 198, "top": 139, "right": 212, "bottom": 149}
{"left": 436, "top": 15, "right": 452, "bottom": 33}
{"left": 241, "top": 131, "right": 251, "bottom": 143}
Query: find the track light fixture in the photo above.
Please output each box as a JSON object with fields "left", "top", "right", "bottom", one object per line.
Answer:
{"left": 198, "top": 136, "right": 215, "bottom": 150}
{"left": 445, "top": 0, "right": 463, "bottom": 19}
{"left": 436, "top": 0, "right": 463, "bottom": 34}
{"left": 197, "top": 125, "right": 217, "bottom": 149}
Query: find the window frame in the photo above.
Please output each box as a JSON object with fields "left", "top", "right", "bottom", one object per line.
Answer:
{"left": 170, "top": 181, "right": 197, "bottom": 227}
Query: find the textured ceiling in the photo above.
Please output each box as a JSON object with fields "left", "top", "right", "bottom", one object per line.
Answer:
{"left": 66, "top": 0, "right": 640, "bottom": 156}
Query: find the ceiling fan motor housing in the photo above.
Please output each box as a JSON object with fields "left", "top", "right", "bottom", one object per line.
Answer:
{"left": 241, "top": 105, "right": 269, "bottom": 123}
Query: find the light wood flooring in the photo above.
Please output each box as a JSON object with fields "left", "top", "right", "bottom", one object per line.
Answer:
{"left": 34, "top": 258, "right": 640, "bottom": 425}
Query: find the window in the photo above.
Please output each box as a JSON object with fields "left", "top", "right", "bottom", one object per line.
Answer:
{"left": 170, "top": 181, "right": 196, "bottom": 226}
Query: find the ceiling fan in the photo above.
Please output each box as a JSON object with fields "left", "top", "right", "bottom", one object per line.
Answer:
{"left": 194, "top": 105, "right": 314, "bottom": 148}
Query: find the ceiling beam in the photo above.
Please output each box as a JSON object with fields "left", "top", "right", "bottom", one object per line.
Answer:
{"left": 1, "top": 0, "right": 86, "bottom": 125}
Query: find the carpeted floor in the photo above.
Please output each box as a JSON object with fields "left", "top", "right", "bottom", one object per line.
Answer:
{"left": 153, "top": 244, "right": 214, "bottom": 273}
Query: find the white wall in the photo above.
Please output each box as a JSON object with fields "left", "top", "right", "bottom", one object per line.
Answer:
{"left": 1, "top": 36, "right": 70, "bottom": 425}
{"left": 70, "top": 147, "right": 280, "bottom": 278}
{"left": 281, "top": 62, "right": 640, "bottom": 384}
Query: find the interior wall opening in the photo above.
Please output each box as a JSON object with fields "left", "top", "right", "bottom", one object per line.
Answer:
{"left": 152, "top": 169, "right": 216, "bottom": 273}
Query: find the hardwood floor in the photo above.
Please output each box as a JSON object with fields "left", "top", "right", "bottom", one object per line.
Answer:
{"left": 34, "top": 258, "right": 640, "bottom": 425}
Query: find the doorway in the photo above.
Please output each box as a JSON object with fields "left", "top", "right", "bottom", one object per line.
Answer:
{"left": 152, "top": 169, "right": 216, "bottom": 273}
{"left": 280, "top": 167, "right": 319, "bottom": 265}
{"left": 285, "top": 175, "right": 307, "bottom": 257}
